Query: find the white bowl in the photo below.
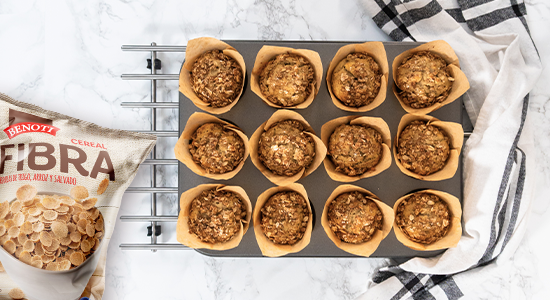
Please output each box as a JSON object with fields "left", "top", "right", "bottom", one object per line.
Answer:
{"left": 0, "top": 235, "right": 104, "bottom": 300}
{"left": 0, "top": 194, "right": 104, "bottom": 300}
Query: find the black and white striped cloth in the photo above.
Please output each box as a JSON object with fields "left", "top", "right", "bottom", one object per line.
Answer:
{"left": 357, "top": 1, "right": 542, "bottom": 299}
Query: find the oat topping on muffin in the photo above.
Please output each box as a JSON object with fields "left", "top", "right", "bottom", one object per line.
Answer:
{"left": 328, "top": 124, "right": 383, "bottom": 176}
{"left": 259, "top": 53, "right": 316, "bottom": 107}
{"left": 395, "top": 192, "right": 451, "bottom": 245}
{"left": 190, "top": 50, "right": 243, "bottom": 108}
{"left": 328, "top": 191, "right": 383, "bottom": 244}
{"left": 397, "top": 120, "right": 450, "bottom": 176}
{"left": 189, "top": 123, "right": 245, "bottom": 174}
{"left": 188, "top": 189, "right": 247, "bottom": 244}
{"left": 331, "top": 52, "right": 382, "bottom": 107}
{"left": 396, "top": 51, "right": 454, "bottom": 109}
{"left": 260, "top": 191, "right": 310, "bottom": 245}
{"left": 258, "top": 120, "right": 315, "bottom": 176}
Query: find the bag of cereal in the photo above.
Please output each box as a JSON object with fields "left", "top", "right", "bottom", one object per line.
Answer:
{"left": 0, "top": 94, "right": 156, "bottom": 300}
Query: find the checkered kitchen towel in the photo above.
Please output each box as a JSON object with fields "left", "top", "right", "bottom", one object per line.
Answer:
{"left": 357, "top": 0, "right": 542, "bottom": 299}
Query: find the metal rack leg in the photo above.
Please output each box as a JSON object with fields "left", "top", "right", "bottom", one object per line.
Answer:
{"left": 150, "top": 42, "right": 159, "bottom": 253}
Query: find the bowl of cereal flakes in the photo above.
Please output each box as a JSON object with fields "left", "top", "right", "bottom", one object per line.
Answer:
{"left": 0, "top": 184, "right": 105, "bottom": 300}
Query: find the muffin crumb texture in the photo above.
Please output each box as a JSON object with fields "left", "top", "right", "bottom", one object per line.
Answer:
{"left": 395, "top": 193, "right": 451, "bottom": 245}
{"left": 190, "top": 50, "right": 243, "bottom": 108}
{"left": 396, "top": 51, "right": 453, "bottom": 109}
{"left": 397, "top": 120, "right": 450, "bottom": 176}
{"left": 328, "top": 124, "right": 383, "bottom": 176}
{"left": 331, "top": 52, "right": 382, "bottom": 107}
{"left": 189, "top": 123, "right": 245, "bottom": 174}
{"left": 188, "top": 189, "right": 247, "bottom": 244}
{"left": 259, "top": 120, "right": 315, "bottom": 177}
{"left": 261, "top": 191, "right": 309, "bottom": 245}
{"left": 259, "top": 53, "right": 315, "bottom": 107}
{"left": 328, "top": 191, "right": 383, "bottom": 244}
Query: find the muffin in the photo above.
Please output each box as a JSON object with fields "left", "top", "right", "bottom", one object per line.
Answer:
{"left": 190, "top": 50, "right": 243, "bottom": 108}
{"left": 331, "top": 52, "right": 382, "bottom": 107}
{"left": 326, "top": 42, "right": 389, "bottom": 113}
{"left": 396, "top": 51, "right": 453, "bottom": 109}
{"left": 393, "top": 189, "right": 462, "bottom": 251}
{"left": 260, "top": 191, "right": 310, "bottom": 245}
{"left": 321, "top": 116, "right": 391, "bottom": 182}
{"left": 175, "top": 112, "right": 250, "bottom": 180}
{"left": 321, "top": 184, "right": 394, "bottom": 257}
{"left": 395, "top": 192, "right": 451, "bottom": 245}
{"left": 258, "top": 120, "right": 316, "bottom": 177}
{"left": 251, "top": 46, "right": 323, "bottom": 110}
{"left": 189, "top": 122, "right": 245, "bottom": 174}
{"left": 188, "top": 189, "right": 248, "bottom": 244}
{"left": 396, "top": 120, "right": 450, "bottom": 176}
{"left": 250, "top": 110, "right": 326, "bottom": 186}
{"left": 259, "top": 53, "right": 316, "bottom": 107}
{"left": 327, "top": 191, "right": 383, "bottom": 244}
{"left": 392, "top": 41, "right": 470, "bottom": 114}
{"left": 179, "top": 37, "right": 246, "bottom": 114}
{"left": 176, "top": 184, "right": 252, "bottom": 250}
{"left": 328, "top": 124, "right": 383, "bottom": 176}
{"left": 253, "top": 184, "right": 313, "bottom": 257}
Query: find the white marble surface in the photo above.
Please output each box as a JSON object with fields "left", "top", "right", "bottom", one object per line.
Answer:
{"left": 0, "top": 0, "right": 549, "bottom": 299}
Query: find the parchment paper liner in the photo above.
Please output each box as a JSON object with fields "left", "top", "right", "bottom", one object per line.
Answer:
{"left": 179, "top": 37, "right": 246, "bottom": 114}
{"left": 393, "top": 114, "right": 464, "bottom": 181}
{"left": 250, "top": 110, "right": 327, "bottom": 186}
{"left": 176, "top": 184, "right": 252, "bottom": 250}
{"left": 321, "top": 184, "right": 393, "bottom": 257}
{"left": 393, "top": 189, "right": 462, "bottom": 251}
{"left": 174, "top": 112, "right": 249, "bottom": 180}
{"left": 253, "top": 183, "right": 313, "bottom": 257}
{"left": 326, "top": 42, "right": 389, "bottom": 112}
{"left": 321, "top": 116, "right": 392, "bottom": 182}
{"left": 392, "top": 40, "right": 470, "bottom": 115}
{"left": 250, "top": 45, "right": 323, "bottom": 109}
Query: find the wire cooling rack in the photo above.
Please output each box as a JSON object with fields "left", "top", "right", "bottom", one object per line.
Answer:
{"left": 119, "top": 43, "right": 188, "bottom": 252}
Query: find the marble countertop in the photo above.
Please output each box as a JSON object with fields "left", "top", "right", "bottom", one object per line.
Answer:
{"left": 1, "top": 0, "right": 549, "bottom": 299}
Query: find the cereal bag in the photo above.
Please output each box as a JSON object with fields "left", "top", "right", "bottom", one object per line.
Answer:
{"left": 0, "top": 94, "right": 156, "bottom": 300}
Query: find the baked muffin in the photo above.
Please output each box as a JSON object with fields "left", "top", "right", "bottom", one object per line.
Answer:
{"left": 331, "top": 52, "right": 382, "bottom": 107}
{"left": 190, "top": 50, "right": 243, "bottom": 108}
{"left": 395, "top": 192, "right": 451, "bottom": 245}
{"left": 397, "top": 120, "right": 450, "bottom": 176}
{"left": 258, "top": 120, "right": 315, "bottom": 176}
{"left": 328, "top": 124, "right": 383, "bottom": 176}
{"left": 396, "top": 51, "right": 453, "bottom": 109}
{"left": 188, "top": 189, "right": 247, "bottom": 244}
{"left": 328, "top": 191, "right": 383, "bottom": 244}
{"left": 189, "top": 122, "right": 245, "bottom": 174}
{"left": 259, "top": 53, "right": 316, "bottom": 107}
{"left": 260, "top": 191, "right": 310, "bottom": 245}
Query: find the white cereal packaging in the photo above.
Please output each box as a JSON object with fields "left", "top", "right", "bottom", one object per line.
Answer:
{"left": 0, "top": 94, "right": 156, "bottom": 300}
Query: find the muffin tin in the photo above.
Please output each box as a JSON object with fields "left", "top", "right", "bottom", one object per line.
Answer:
{"left": 178, "top": 40, "right": 465, "bottom": 257}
